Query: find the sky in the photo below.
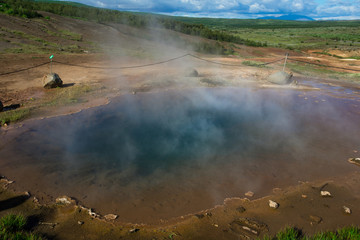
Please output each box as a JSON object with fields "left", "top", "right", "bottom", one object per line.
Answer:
{"left": 68, "top": 0, "right": 360, "bottom": 20}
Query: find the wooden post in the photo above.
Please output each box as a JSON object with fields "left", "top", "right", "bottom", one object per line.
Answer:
{"left": 282, "top": 53, "right": 289, "bottom": 72}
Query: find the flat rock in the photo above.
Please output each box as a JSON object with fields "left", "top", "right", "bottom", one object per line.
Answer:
{"left": 269, "top": 200, "right": 279, "bottom": 209}
{"left": 268, "top": 71, "right": 294, "bottom": 85}
{"left": 320, "top": 191, "right": 332, "bottom": 197}
{"left": 104, "top": 214, "right": 118, "bottom": 221}
{"left": 230, "top": 218, "right": 268, "bottom": 236}
{"left": 245, "top": 191, "right": 254, "bottom": 197}
{"left": 42, "top": 73, "right": 63, "bottom": 89}
{"left": 309, "top": 215, "right": 322, "bottom": 224}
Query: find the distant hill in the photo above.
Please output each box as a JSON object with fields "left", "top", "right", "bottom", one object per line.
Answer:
{"left": 258, "top": 14, "right": 314, "bottom": 21}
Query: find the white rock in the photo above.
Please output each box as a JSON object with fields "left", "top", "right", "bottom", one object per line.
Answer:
{"left": 104, "top": 214, "right": 118, "bottom": 221}
{"left": 88, "top": 209, "right": 100, "bottom": 218}
{"left": 269, "top": 200, "right": 279, "bottom": 209}
{"left": 343, "top": 206, "right": 352, "bottom": 214}
{"left": 245, "top": 191, "right": 254, "bottom": 197}
{"left": 320, "top": 191, "right": 332, "bottom": 197}
{"left": 56, "top": 196, "right": 72, "bottom": 205}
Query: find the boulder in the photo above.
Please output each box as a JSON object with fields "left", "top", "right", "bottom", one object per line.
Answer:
{"left": 268, "top": 71, "right": 294, "bottom": 85}
{"left": 42, "top": 73, "right": 63, "bottom": 89}
{"left": 186, "top": 68, "right": 199, "bottom": 77}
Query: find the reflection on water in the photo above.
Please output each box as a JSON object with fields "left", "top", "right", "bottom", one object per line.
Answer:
{"left": 0, "top": 86, "right": 359, "bottom": 223}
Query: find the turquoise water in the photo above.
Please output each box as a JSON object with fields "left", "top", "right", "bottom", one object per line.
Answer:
{"left": 0, "top": 86, "right": 359, "bottom": 223}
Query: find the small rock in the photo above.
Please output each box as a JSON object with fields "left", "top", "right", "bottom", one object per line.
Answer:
{"left": 129, "top": 228, "right": 140, "bottom": 233}
{"left": 33, "top": 197, "right": 39, "bottom": 204}
{"left": 242, "top": 226, "right": 258, "bottom": 235}
{"left": 88, "top": 209, "right": 100, "bottom": 218}
{"left": 24, "top": 191, "right": 31, "bottom": 197}
{"left": 213, "top": 224, "right": 219, "bottom": 228}
{"left": 205, "top": 212, "right": 212, "bottom": 217}
{"left": 3, "top": 123, "right": 7, "bottom": 127}
{"left": 104, "top": 214, "right": 118, "bottom": 221}
{"left": 302, "top": 194, "right": 307, "bottom": 198}
{"left": 320, "top": 191, "right": 332, "bottom": 197}
{"left": 78, "top": 221, "right": 84, "bottom": 225}
{"left": 269, "top": 200, "right": 279, "bottom": 209}
{"left": 56, "top": 196, "right": 73, "bottom": 205}
{"left": 245, "top": 191, "right": 254, "bottom": 197}
{"left": 236, "top": 206, "right": 246, "bottom": 213}
{"left": 309, "top": 215, "right": 322, "bottom": 224}
{"left": 343, "top": 206, "right": 352, "bottom": 214}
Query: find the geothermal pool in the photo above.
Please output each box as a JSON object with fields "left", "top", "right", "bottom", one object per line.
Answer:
{"left": 0, "top": 82, "right": 360, "bottom": 223}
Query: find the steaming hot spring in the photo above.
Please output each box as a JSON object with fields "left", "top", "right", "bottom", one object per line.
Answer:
{"left": 0, "top": 84, "right": 359, "bottom": 223}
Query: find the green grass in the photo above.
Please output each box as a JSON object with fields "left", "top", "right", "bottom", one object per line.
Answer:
{"left": 0, "top": 108, "right": 31, "bottom": 125}
{"left": 261, "top": 226, "right": 360, "bottom": 240}
{"left": 287, "top": 62, "right": 360, "bottom": 83}
{"left": 242, "top": 60, "right": 270, "bottom": 68}
{"left": 0, "top": 214, "right": 44, "bottom": 240}
{"left": 42, "top": 84, "right": 93, "bottom": 107}
{"left": 0, "top": 214, "right": 26, "bottom": 233}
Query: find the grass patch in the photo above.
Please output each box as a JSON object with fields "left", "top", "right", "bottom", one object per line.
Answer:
{"left": 0, "top": 214, "right": 44, "bottom": 240}
{"left": 261, "top": 226, "right": 360, "bottom": 240}
{"left": 242, "top": 60, "right": 269, "bottom": 68}
{"left": 200, "top": 78, "right": 224, "bottom": 86}
{"left": 0, "top": 108, "right": 31, "bottom": 125}
{"left": 287, "top": 62, "right": 360, "bottom": 83}
{"left": 42, "top": 84, "right": 94, "bottom": 107}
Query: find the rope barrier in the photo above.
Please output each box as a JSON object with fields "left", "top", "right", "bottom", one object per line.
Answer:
{"left": 0, "top": 62, "right": 49, "bottom": 76}
{"left": 188, "top": 54, "right": 285, "bottom": 66}
{"left": 288, "top": 58, "right": 360, "bottom": 72}
{"left": 53, "top": 54, "right": 191, "bottom": 69}
{"left": 1, "top": 54, "right": 359, "bottom": 76}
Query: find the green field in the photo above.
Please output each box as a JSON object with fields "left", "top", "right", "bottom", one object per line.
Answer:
{"left": 174, "top": 17, "right": 360, "bottom": 51}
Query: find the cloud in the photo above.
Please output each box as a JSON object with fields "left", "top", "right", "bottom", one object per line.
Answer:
{"left": 64, "top": 0, "right": 360, "bottom": 19}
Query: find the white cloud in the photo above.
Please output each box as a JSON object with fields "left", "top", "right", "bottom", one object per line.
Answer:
{"left": 69, "top": 0, "right": 360, "bottom": 20}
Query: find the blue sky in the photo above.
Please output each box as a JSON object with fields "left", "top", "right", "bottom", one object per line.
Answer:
{"left": 68, "top": 0, "right": 360, "bottom": 20}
